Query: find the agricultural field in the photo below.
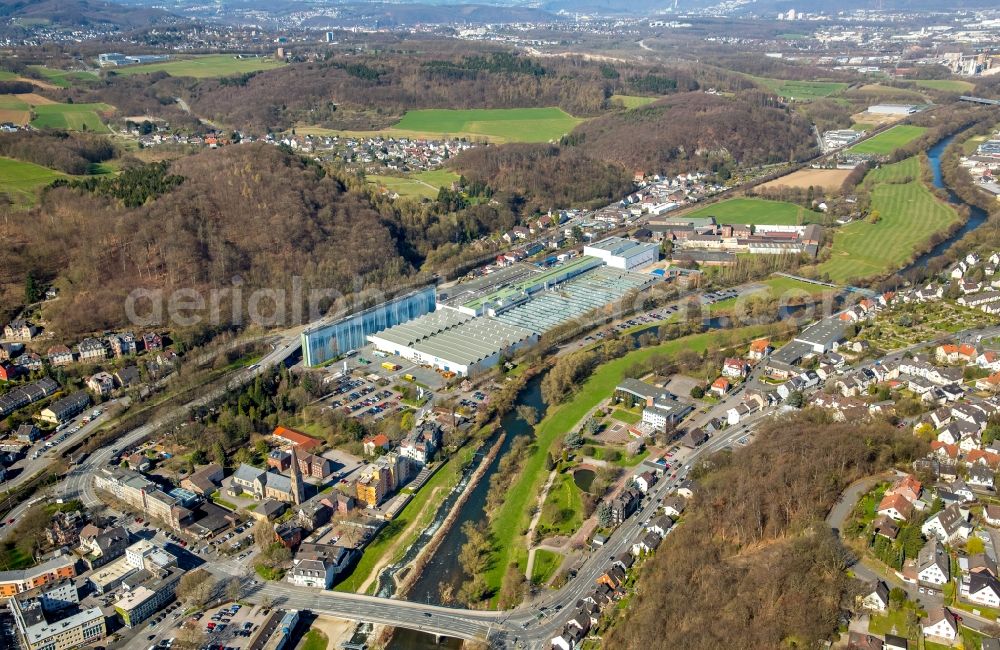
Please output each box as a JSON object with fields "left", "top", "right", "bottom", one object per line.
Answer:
{"left": 747, "top": 76, "right": 847, "bottom": 100}
{"left": 758, "top": 168, "right": 854, "bottom": 191}
{"left": 815, "top": 157, "right": 959, "bottom": 283}
{"left": 113, "top": 54, "right": 286, "bottom": 78}
{"left": 0, "top": 95, "right": 31, "bottom": 125}
{"left": 913, "top": 79, "right": 975, "bottom": 93}
{"left": 368, "top": 169, "right": 460, "bottom": 200}
{"left": 847, "top": 125, "right": 927, "bottom": 155}
{"left": 390, "top": 107, "right": 583, "bottom": 143}
{"left": 31, "top": 102, "right": 112, "bottom": 133}
{"left": 612, "top": 94, "right": 659, "bottom": 109}
{"left": 685, "top": 197, "right": 824, "bottom": 225}
{"left": 26, "top": 65, "right": 98, "bottom": 88}
{"left": 0, "top": 157, "right": 66, "bottom": 208}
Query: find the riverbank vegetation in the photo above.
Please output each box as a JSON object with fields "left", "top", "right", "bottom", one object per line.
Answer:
{"left": 603, "top": 410, "right": 925, "bottom": 649}
{"left": 454, "top": 323, "right": 787, "bottom": 609}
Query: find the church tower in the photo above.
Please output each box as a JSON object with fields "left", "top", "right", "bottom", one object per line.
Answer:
{"left": 289, "top": 446, "right": 305, "bottom": 505}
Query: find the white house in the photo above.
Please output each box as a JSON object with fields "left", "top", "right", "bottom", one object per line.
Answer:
{"left": 861, "top": 581, "right": 889, "bottom": 611}
{"left": 922, "top": 607, "right": 958, "bottom": 642}
{"left": 922, "top": 503, "right": 972, "bottom": 544}
{"left": 960, "top": 572, "right": 1000, "bottom": 609}
{"left": 917, "top": 539, "right": 950, "bottom": 586}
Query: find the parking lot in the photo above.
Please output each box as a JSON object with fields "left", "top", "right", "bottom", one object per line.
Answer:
{"left": 171, "top": 602, "right": 273, "bottom": 650}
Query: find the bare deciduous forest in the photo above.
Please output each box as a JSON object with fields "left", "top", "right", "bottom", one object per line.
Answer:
{"left": 603, "top": 411, "right": 925, "bottom": 650}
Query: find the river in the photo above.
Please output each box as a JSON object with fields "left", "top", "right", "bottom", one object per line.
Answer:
{"left": 386, "top": 133, "right": 989, "bottom": 647}
{"left": 386, "top": 375, "right": 548, "bottom": 649}
{"left": 901, "top": 134, "right": 990, "bottom": 273}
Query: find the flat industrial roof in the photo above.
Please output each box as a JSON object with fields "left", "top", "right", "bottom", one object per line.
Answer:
{"left": 493, "top": 267, "right": 655, "bottom": 334}
{"left": 369, "top": 309, "right": 536, "bottom": 367}
{"left": 585, "top": 237, "right": 658, "bottom": 257}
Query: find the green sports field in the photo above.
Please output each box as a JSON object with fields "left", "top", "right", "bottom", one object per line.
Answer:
{"left": 815, "top": 157, "right": 959, "bottom": 283}
{"left": 30, "top": 103, "right": 112, "bottom": 133}
{"left": 0, "top": 157, "right": 66, "bottom": 207}
{"left": 684, "top": 198, "right": 824, "bottom": 225}
{"left": 913, "top": 79, "right": 975, "bottom": 93}
{"left": 113, "top": 54, "right": 286, "bottom": 78}
{"left": 848, "top": 125, "right": 927, "bottom": 155}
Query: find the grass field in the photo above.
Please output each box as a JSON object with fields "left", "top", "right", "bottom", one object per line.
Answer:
{"left": 685, "top": 197, "right": 824, "bottom": 225}
{"left": 300, "top": 629, "right": 329, "bottom": 650}
{"left": 31, "top": 102, "right": 112, "bottom": 133}
{"left": 392, "top": 107, "right": 582, "bottom": 142}
{"left": 368, "top": 169, "right": 460, "bottom": 200}
{"left": 308, "top": 107, "right": 582, "bottom": 144}
{"left": 610, "top": 408, "right": 640, "bottom": 424}
{"left": 0, "top": 157, "right": 66, "bottom": 207}
{"left": 485, "top": 325, "right": 770, "bottom": 604}
{"left": 114, "top": 54, "right": 286, "bottom": 78}
{"left": 612, "top": 95, "right": 659, "bottom": 109}
{"left": 848, "top": 125, "right": 927, "bottom": 155}
{"left": 815, "top": 157, "right": 959, "bottom": 283}
{"left": 538, "top": 472, "right": 584, "bottom": 536}
{"left": 531, "top": 549, "right": 564, "bottom": 586}
{"left": 747, "top": 76, "right": 847, "bottom": 100}
{"left": 761, "top": 276, "right": 832, "bottom": 298}
{"left": 913, "top": 79, "right": 975, "bottom": 93}
{"left": 26, "top": 66, "right": 98, "bottom": 87}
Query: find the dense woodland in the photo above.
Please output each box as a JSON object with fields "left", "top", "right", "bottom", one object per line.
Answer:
{"left": 0, "top": 130, "right": 116, "bottom": 175}
{"left": 1, "top": 144, "right": 415, "bottom": 337}
{"left": 604, "top": 411, "right": 926, "bottom": 649}
{"left": 448, "top": 144, "right": 633, "bottom": 214}
{"left": 565, "top": 91, "right": 818, "bottom": 175}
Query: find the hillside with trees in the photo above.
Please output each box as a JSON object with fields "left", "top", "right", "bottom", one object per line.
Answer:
{"left": 1, "top": 144, "right": 413, "bottom": 337}
{"left": 566, "top": 91, "right": 818, "bottom": 176}
{"left": 603, "top": 411, "right": 925, "bottom": 650}
{"left": 447, "top": 143, "right": 633, "bottom": 214}
{"left": 0, "top": 131, "right": 116, "bottom": 175}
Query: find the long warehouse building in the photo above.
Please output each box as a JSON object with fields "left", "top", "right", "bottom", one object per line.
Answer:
{"left": 367, "top": 308, "right": 538, "bottom": 377}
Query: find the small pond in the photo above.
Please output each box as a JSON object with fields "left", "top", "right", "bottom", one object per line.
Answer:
{"left": 574, "top": 468, "right": 597, "bottom": 493}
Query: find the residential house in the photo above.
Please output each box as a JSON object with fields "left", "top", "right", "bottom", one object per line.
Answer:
{"left": 709, "top": 377, "right": 730, "bottom": 397}
{"left": 969, "top": 464, "right": 996, "bottom": 490}
{"left": 86, "top": 372, "right": 115, "bottom": 397}
{"left": 847, "top": 633, "right": 884, "bottom": 650}
{"left": 3, "top": 320, "right": 38, "bottom": 341}
{"left": 922, "top": 503, "right": 972, "bottom": 544}
{"left": 748, "top": 338, "right": 772, "bottom": 361}
{"left": 39, "top": 390, "right": 91, "bottom": 425}
{"left": 922, "top": 607, "right": 958, "bottom": 642}
{"left": 876, "top": 493, "right": 913, "bottom": 522}
{"left": 77, "top": 338, "right": 107, "bottom": 362}
{"left": 721, "top": 358, "right": 749, "bottom": 378}
{"left": 179, "top": 464, "right": 224, "bottom": 496}
{"left": 861, "top": 580, "right": 890, "bottom": 611}
{"left": 662, "top": 495, "right": 686, "bottom": 518}
{"left": 108, "top": 332, "right": 137, "bottom": 358}
{"left": 917, "top": 539, "right": 950, "bottom": 586}
{"left": 46, "top": 345, "right": 73, "bottom": 366}
{"left": 362, "top": 434, "right": 391, "bottom": 456}
{"left": 114, "top": 366, "right": 141, "bottom": 388}
{"left": 961, "top": 572, "right": 1000, "bottom": 609}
